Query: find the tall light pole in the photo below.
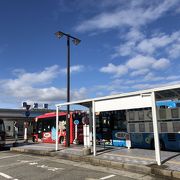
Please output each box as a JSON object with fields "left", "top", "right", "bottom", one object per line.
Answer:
{"left": 55, "top": 31, "right": 81, "bottom": 147}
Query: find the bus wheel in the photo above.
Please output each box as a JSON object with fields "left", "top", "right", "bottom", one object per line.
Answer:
{"left": 59, "top": 136, "right": 64, "bottom": 144}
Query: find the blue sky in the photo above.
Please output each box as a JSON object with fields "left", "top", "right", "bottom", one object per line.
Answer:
{"left": 0, "top": 0, "right": 180, "bottom": 109}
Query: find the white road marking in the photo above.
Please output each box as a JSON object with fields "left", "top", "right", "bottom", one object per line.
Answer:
{"left": 100, "top": 174, "right": 115, "bottom": 179}
{"left": 17, "top": 160, "right": 30, "bottom": 163}
{"left": 29, "top": 162, "right": 38, "bottom": 165}
{"left": 0, "top": 154, "right": 21, "bottom": 160}
{"left": 37, "top": 165, "right": 48, "bottom": 168}
{"left": 0, "top": 172, "right": 19, "bottom": 180}
{"left": 17, "top": 160, "right": 64, "bottom": 172}
{"left": 0, "top": 172, "right": 12, "bottom": 179}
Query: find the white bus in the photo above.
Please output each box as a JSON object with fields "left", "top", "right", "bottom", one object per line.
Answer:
{"left": 127, "top": 106, "right": 180, "bottom": 151}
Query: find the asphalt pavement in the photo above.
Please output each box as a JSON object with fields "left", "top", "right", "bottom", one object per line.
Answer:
{"left": 8, "top": 142, "right": 180, "bottom": 179}
{"left": 0, "top": 151, "right": 165, "bottom": 180}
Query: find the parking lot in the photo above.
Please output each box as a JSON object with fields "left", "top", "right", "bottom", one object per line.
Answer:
{"left": 0, "top": 151, "right": 164, "bottom": 180}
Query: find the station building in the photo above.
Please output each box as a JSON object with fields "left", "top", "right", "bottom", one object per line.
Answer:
{"left": 0, "top": 108, "right": 53, "bottom": 138}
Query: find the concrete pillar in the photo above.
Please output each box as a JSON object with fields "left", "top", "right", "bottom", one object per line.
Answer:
{"left": 55, "top": 106, "right": 59, "bottom": 151}
{"left": 92, "top": 100, "right": 96, "bottom": 156}
{"left": 151, "top": 91, "right": 161, "bottom": 165}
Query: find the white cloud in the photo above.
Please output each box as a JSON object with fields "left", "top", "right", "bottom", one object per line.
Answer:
{"left": 4, "top": 65, "right": 60, "bottom": 90}
{"left": 166, "top": 75, "right": 180, "bottom": 80}
{"left": 72, "top": 87, "right": 87, "bottom": 100}
{"left": 60, "top": 65, "right": 84, "bottom": 74}
{"left": 143, "top": 72, "right": 164, "bottom": 81}
{"left": 100, "top": 63, "right": 128, "bottom": 77}
{"left": 168, "top": 43, "right": 180, "bottom": 59}
{"left": 125, "top": 28, "right": 144, "bottom": 41}
{"left": 132, "top": 80, "right": 180, "bottom": 90}
{"left": 113, "top": 30, "right": 180, "bottom": 58}
{"left": 130, "top": 69, "right": 149, "bottom": 77}
{"left": 137, "top": 31, "right": 180, "bottom": 55}
{"left": 0, "top": 65, "right": 87, "bottom": 106}
{"left": 112, "top": 41, "right": 136, "bottom": 58}
{"left": 73, "top": 0, "right": 180, "bottom": 98}
{"left": 152, "top": 58, "right": 170, "bottom": 70}
{"left": 132, "top": 83, "right": 153, "bottom": 90}
{"left": 126, "top": 55, "right": 155, "bottom": 69}
{"left": 100, "top": 55, "right": 171, "bottom": 79}
{"left": 75, "top": 0, "right": 179, "bottom": 32}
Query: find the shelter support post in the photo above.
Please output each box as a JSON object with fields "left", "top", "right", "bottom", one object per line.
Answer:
{"left": 92, "top": 100, "right": 96, "bottom": 156}
{"left": 89, "top": 106, "right": 93, "bottom": 146}
{"left": 55, "top": 106, "right": 59, "bottom": 151}
{"left": 151, "top": 91, "right": 161, "bottom": 165}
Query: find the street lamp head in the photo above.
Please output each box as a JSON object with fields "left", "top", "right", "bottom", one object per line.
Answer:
{"left": 55, "top": 31, "right": 64, "bottom": 39}
{"left": 72, "top": 38, "right": 81, "bottom": 45}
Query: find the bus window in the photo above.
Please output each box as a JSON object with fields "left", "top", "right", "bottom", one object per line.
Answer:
{"left": 139, "top": 123, "right": 145, "bottom": 132}
{"left": 159, "top": 109, "right": 166, "bottom": 119}
{"left": 43, "top": 119, "right": 51, "bottom": 132}
{"left": 37, "top": 120, "right": 42, "bottom": 133}
{"left": 129, "top": 124, "right": 135, "bottom": 132}
{"left": 160, "top": 122, "right": 168, "bottom": 132}
{"left": 138, "top": 111, "right": 144, "bottom": 121}
{"left": 171, "top": 108, "right": 179, "bottom": 118}
{"left": 129, "top": 111, "right": 135, "bottom": 121}
{"left": 173, "top": 122, "right": 180, "bottom": 132}
{"left": 149, "top": 123, "right": 153, "bottom": 132}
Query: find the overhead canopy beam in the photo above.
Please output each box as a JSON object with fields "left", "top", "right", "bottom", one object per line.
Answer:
{"left": 95, "top": 94, "right": 152, "bottom": 112}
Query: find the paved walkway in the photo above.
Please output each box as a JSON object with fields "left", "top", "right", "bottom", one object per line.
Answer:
{"left": 9, "top": 142, "right": 180, "bottom": 179}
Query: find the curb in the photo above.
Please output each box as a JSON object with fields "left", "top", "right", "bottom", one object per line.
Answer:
{"left": 10, "top": 147, "right": 180, "bottom": 179}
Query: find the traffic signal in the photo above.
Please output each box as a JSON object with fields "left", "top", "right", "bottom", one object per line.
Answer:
{"left": 25, "top": 104, "right": 31, "bottom": 117}
{"left": 26, "top": 105, "right": 31, "bottom": 110}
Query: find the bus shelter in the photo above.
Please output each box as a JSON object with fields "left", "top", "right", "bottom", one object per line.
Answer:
{"left": 55, "top": 84, "right": 180, "bottom": 166}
